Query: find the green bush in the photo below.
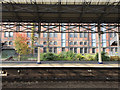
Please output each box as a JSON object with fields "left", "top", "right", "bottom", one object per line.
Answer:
{"left": 60, "top": 51, "right": 77, "bottom": 61}
{"left": 65, "top": 51, "right": 77, "bottom": 60}
{"left": 2, "top": 50, "right": 16, "bottom": 58}
{"left": 110, "top": 56, "right": 120, "bottom": 61}
{"left": 76, "top": 54, "right": 84, "bottom": 60}
{"left": 20, "top": 55, "right": 29, "bottom": 60}
{"left": 41, "top": 52, "right": 57, "bottom": 61}
{"left": 95, "top": 51, "right": 110, "bottom": 61}
{"left": 84, "top": 54, "right": 95, "bottom": 61}
{"left": 57, "top": 52, "right": 66, "bottom": 60}
{"left": 40, "top": 51, "right": 77, "bottom": 61}
{"left": 40, "top": 53, "right": 45, "bottom": 60}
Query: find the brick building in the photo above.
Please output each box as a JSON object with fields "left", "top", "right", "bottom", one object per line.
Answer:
{"left": 0, "top": 22, "right": 119, "bottom": 56}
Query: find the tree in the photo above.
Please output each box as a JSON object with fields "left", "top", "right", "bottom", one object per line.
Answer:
{"left": 14, "top": 33, "right": 30, "bottom": 61}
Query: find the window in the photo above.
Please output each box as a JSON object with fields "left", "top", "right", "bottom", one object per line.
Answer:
{"left": 74, "top": 33, "right": 78, "bottom": 38}
{"left": 9, "top": 41, "right": 13, "bottom": 45}
{"left": 49, "top": 33, "right": 53, "bottom": 37}
{"left": 80, "top": 42, "right": 83, "bottom": 45}
{"left": 111, "top": 48, "right": 114, "bottom": 52}
{"left": 84, "top": 33, "right": 88, "bottom": 38}
{"left": 4, "top": 41, "right": 8, "bottom": 45}
{"left": 62, "top": 48, "right": 65, "bottom": 52}
{"left": 74, "top": 42, "right": 77, "bottom": 45}
{"left": 43, "top": 47, "right": 47, "bottom": 53}
{"left": 115, "top": 48, "right": 117, "bottom": 52}
{"left": 61, "top": 33, "right": 66, "bottom": 47}
{"left": 49, "top": 47, "right": 52, "bottom": 52}
{"left": 49, "top": 41, "right": 53, "bottom": 45}
{"left": 80, "top": 48, "right": 83, "bottom": 53}
{"left": 84, "top": 42, "right": 87, "bottom": 45}
{"left": 61, "top": 41, "right": 66, "bottom": 47}
{"left": 35, "top": 41, "right": 38, "bottom": 45}
{"left": 70, "top": 33, "right": 73, "bottom": 37}
{"left": 84, "top": 48, "right": 87, "bottom": 53}
{"left": 114, "top": 33, "right": 116, "bottom": 37}
{"left": 103, "top": 48, "right": 106, "bottom": 52}
{"left": 35, "top": 48, "right": 38, "bottom": 53}
{"left": 91, "top": 33, "right": 96, "bottom": 47}
{"left": 34, "top": 33, "right": 38, "bottom": 37}
{"left": 54, "top": 41, "right": 57, "bottom": 45}
{"left": 4, "top": 32, "right": 9, "bottom": 37}
{"left": 102, "top": 42, "right": 106, "bottom": 47}
{"left": 70, "top": 41, "right": 73, "bottom": 45}
{"left": 80, "top": 33, "right": 83, "bottom": 38}
{"left": 35, "top": 26, "right": 38, "bottom": 29}
{"left": 54, "top": 47, "right": 57, "bottom": 53}
{"left": 110, "top": 33, "right": 112, "bottom": 37}
{"left": 102, "top": 33, "right": 106, "bottom": 47}
{"left": 74, "top": 48, "right": 77, "bottom": 53}
{"left": 70, "top": 47, "right": 73, "bottom": 52}
{"left": 43, "top": 41, "right": 47, "bottom": 45}
{"left": 54, "top": 33, "right": 57, "bottom": 37}
{"left": 27, "top": 32, "right": 31, "bottom": 38}
{"left": 92, "top": 48, "right": 95, "bottom": 53}
{"left": 43, "top": 33, "right": 47, "bottom": 37}
{"left": 92, "top": 42, "right": 96, "bottom": 47}
{"left": 9, "top": 32, "right": 13, "bottom": 37}
{"left": 27, "top": 42, "right": 30, "bottom": 45}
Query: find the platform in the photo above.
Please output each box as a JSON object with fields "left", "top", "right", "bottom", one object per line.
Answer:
{"left": 0, "top": 61, "right": 119, "bottom": 68}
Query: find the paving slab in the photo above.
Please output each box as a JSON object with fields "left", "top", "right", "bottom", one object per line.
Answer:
{"left": 0, "top": 61, "right": 119, "bottom": 68}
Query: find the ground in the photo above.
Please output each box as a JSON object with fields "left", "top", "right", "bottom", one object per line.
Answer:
{"left": 2, "top": 81, "right": 119, "bottom": 88}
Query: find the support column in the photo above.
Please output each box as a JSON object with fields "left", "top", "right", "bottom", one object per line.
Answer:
{"left": 117, "top": 27, "right": 120, "bottom": 57}
{"left": 98, "top": 23, "right": 103, "bottom": 64}
{"left": 0, "top": 26, "right": 2, "bottom": 62}
{"left": 37, "top": 22, "right": 41, "bottom": 64}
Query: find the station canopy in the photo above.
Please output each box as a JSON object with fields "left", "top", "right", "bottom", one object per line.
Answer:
{"left": 1, "top": 0, "right": 120, "bottom": 23}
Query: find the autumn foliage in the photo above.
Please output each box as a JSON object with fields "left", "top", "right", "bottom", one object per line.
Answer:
{"left": 14, "top": 33, "right": 30, "bottom": 60}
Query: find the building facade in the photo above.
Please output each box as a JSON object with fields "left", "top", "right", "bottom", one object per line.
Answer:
{"left": 0, "top": 22, "right": 119, "bottom": 56}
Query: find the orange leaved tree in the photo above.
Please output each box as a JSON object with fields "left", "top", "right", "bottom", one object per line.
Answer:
{"left": 14, "top": 33, "right": 30, "bottom": 61}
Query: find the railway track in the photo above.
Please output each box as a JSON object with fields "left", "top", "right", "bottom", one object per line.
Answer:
{"left": 1, "top": 67, "right": 119, "bottom": 82}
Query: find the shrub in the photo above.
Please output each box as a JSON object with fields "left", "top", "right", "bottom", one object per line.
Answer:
{"left": 41, "top": 52, "right": 57, "bottom": 61}
{"left": 84, "top": 54, "right": 95, "bottom": 61}
{"left": 40, "top": 53, "right": 45, "bottom": 60}
{"left": 20, "top": 55, "right": 29, "bottom": 60}
{"left": 2, "top": 50, "right": 16, "bottom": 58}
{"left": 51, "top": 51, "right": 77, "bottom": 61}
{"left": 95, "top": 51, "right": 110, "bottom": 61}
{"left": 110, "top": 56, "right": 120, "bottom": 61}
{"left": 57, "top": 52, "right": 67, "bottom": 60}
{"left": 76, "top": 54, "right": 84, "bottom": 60}
{"left": 65, "top": 51, "right": 77, "bottom": 60}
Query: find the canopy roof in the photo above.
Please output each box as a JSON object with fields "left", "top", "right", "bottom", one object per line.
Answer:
{"left": 2, "top": 0, "right": 120, "bottom": 23}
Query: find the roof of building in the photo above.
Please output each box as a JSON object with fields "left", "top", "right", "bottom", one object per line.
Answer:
{"left": 1, "top": 0, "right": 120, "bottom": 23}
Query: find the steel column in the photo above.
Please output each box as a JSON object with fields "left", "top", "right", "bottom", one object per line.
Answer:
{"left": 37, "top": 22, "right": 41, "bottom": 64}
{"left": 0, "top": 26, "right": 2, "bottom": 62}
{"left": 98, "top": 23, "right": 103, "bottom": 64}
{"left": 117, "top": 27, "right": 120, "bottom": 57}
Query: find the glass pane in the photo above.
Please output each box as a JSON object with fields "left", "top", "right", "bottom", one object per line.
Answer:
{"left": 9, "top": 32, "right": 13, "bottom": 37}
